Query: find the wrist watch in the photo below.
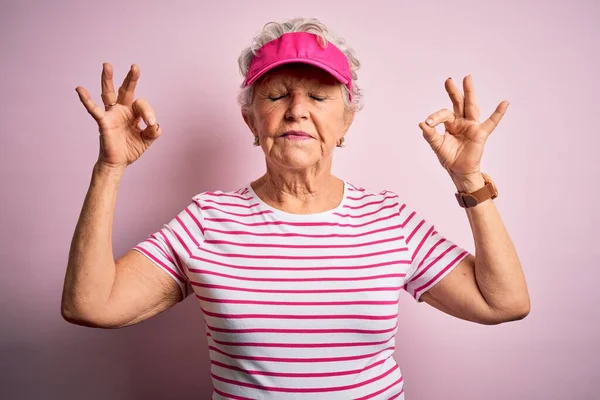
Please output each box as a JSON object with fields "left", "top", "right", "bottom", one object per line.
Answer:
{"left": 455, "top": 172, "right": 498, "bottom": 208}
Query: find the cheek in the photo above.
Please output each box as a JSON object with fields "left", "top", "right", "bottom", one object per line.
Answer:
{"left": 256, "top": 105, "right": 283, "bottom": 131}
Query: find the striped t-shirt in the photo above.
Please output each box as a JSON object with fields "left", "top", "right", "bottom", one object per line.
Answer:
{"left": 133, "top": 180, "right": 470, "bottom": 399}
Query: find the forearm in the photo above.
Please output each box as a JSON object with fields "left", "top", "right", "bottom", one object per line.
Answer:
{"left": 61, "top": 162, "right": 125, "bottom": 319}
{"left": 452, "top": 173, "right": 530, "bottom": 316}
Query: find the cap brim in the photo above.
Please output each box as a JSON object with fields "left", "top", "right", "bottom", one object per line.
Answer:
{"left": 244, "top": 58, "right": 350, "bottom": 87}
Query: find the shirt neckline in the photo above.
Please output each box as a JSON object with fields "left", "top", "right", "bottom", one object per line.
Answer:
{"left": 246, "top": 180, "right": 348, "bottom": 220}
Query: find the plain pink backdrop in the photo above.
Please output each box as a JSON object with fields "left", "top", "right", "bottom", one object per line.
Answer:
{"left": 1, "top": 0, "right": 598, "bottom": 398}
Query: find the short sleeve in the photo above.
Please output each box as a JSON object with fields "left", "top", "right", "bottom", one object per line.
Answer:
{"left": 398, "top": 201, "right": 471, "bottom": 303}
{"left": 132, "top": 199, "right": 205, "bottom": 299}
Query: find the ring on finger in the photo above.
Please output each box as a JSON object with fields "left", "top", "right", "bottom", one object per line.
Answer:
{"left": 105, "top": 102, "right": 118, "bottom": 108}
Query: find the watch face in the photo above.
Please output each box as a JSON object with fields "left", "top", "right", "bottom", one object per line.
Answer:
{"left": 463, "top": 194, "right": 479, "bottom": 208}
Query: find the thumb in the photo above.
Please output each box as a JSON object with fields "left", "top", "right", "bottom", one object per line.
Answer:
{"left": 419, "top": 121, "right": 442, "bottom": 150}
{"left": 141, "top": 123, "right": 161, "bottom": 141}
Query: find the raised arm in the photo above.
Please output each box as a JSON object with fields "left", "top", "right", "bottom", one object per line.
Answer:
{"left": 61, "top": 63, "right": 182, "bottom": 328}
{"left": 416, "top": 75, "right": 530, "bottom": 324}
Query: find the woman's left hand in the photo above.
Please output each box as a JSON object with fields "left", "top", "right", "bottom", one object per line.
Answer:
{"left": 419, "top": 75, "right": 509, "bottom": 190}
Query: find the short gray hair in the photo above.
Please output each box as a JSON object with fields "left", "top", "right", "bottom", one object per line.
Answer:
{"left": 237, "top": 17, "right": 363, "bottom": 115}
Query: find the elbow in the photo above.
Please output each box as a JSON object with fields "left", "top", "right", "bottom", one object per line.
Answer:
{"left": 60, "top": 300, "right": 122, "bottom": 329}
{"left": 488, "top": 299, "right": 531, "bottom": 325}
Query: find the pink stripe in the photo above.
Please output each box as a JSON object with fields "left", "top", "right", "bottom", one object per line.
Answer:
{"left": 210, "top": 363, "right": 398, "bottom": 393}
{"left": 146, "top": 237, "right": 174, "bottom": 264}
{"left": 355, "top": 375, "right": 404, "bottom": 400}
{"left": 190, "top": 255, "right": 410, "bottom": 272}
{"left": 399, "top": 211, "right": 416, "bottom": 228}
{"left": 204, "top": 199, "right": 260, "bottom": 209}
{"left": 408, "top": 240, "right": 451, "bottom": 283}
{"left": 410, "top": 225, "right": 435, "bottom": 262}
{"left": 398, "top": 203, "right": 406, "bottom": 214}
{"left": 204, "top": 212, "right": 396, "bottom": 228}
{"left": 168, "top": 219, "right": 194, "bottom": 257}
{"left": 133, "top": 246, "right": 185, "bottom": 283}
{"left": 413, "top": 250, "right": 469, "bottom": 299}
{"left": 209, "top": 344, "right": 395, "bottom": 363}
{"left": 416, "top": 237, "right": 446, "bottom": 270}
{"left": 205, "top": 192, "right": 253, "bottom": 201}
{"left": 347, "top": 193, "right": 377, "bottom": 200}
{"left": 213, "top": 387, "right": 253, "bottom": 400}
{"left": 205, "top": 223, "right": 403, "bottom": 239}
{"left": 334, "top": 203, "right": 396, "bottom": 218}
{"left": 207, "top": 331, "right": 395, "bottom": 348}
{"left": 175, "top": 215, "right": 201, "bottom": 248}
{"left": 191, "top": 282, "right": 403, "bottom": 294}
{"left": 405, "top": 219, "right": 425, "bottom": 244}
{"left": 210, "top": 358, "right": 386, "bottom": 378}
{"left": 188, "top": 268, "right": 405, "bottom": 283}
{"left": 201, "top": 205, "right": 274, "bottom": 218}
{"left": 157, "top": 231, "right": 189, "bottom": 296}
{"left": 345, "top": 191, "right": 394, "bottom": 201}
{"left": 195, "top": 246, "right": 406, "bottom": 260}
{"left": 197, "top": 295, "right": 399, "bottom": 306}
{"left": 347, "top": 183, "right": 365, "bottom": 191}
{"left": 343, "top": 195, "right": 398, "bottom": 210}
{"left": 157, "top": 231, "right": 183, "bottom": 274}
{"left": 201, "top": 308, "right": 398, "bottom": 320}
{"left": 205, "top": 321, "right": 398, "bottom": 335}
{"left": 203, "top": 235, "right": 404, "bottom": 249}
{"left": 185, "top": 205, "right": 205, "bottom": 236}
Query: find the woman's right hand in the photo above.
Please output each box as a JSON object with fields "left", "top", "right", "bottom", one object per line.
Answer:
{"left": 76, "top": 63, "right": 161, "bottom": 170}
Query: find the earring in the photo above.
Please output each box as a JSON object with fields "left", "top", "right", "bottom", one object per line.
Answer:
{"left": 253, "top": 136, "right": 260, "bottom": 147}
{"left": 336, "top": 137, "right": 345, "bottom": 148}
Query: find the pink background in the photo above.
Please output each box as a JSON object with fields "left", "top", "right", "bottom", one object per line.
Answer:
{"left": 1, "top": 0, "right": 598, "bottom": 398}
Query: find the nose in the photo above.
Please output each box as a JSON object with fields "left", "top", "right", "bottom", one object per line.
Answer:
{"left": 284, "top": 93, "right": 309, "bottom": 122}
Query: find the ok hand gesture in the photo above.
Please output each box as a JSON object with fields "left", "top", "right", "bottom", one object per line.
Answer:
{"left": 419, "top": 75, "right": 509, "bottom": 183}
{"left": 76, "top": 63, "right": 160, "bottom": 170}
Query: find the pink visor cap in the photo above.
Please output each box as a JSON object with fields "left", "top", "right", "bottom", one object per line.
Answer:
{"left": 243, "top": 32, "right": 353, "bottom": 100}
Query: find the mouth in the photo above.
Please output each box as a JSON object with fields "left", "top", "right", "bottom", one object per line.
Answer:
{"left": 280, "top": 130, "right": 313, "bottom": 139}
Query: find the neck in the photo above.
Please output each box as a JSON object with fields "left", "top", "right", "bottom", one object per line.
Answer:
{"left": 251, "top": 165, "right": 344, "bottom": 214}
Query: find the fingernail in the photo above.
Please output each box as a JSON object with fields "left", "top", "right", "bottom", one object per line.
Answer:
{"left": 426, "top": 119, "right": 434, "bottom": 126}
{"left": 149, "top": 117, "right": 156, "bottom": 126}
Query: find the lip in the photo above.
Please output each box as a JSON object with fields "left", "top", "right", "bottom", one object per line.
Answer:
{"left": 280, "top": 130, "right": 313, "bottom": 140}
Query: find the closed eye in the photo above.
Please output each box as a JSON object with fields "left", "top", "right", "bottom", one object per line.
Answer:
{"left": 268, "top": 94, "right": 287, "bottom": 101}
{"left": 311, "top": 95, "right": 326, "bottom": 102}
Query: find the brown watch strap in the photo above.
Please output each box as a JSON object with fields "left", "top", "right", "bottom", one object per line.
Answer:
{"left": 455, "top": 173, "right": 498, "bottom": 208}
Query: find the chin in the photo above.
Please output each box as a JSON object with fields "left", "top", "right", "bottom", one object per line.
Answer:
{"left": 271, "top": 152, "right": 320, "bottom": 171}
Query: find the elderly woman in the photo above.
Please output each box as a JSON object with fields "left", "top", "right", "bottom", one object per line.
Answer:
{"left": 62, "top": 17, "right": 530, "bottom": 400}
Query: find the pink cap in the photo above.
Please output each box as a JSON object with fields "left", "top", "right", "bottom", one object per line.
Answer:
{"left": 243, "top": 32, "right": 353, "bottom": 100}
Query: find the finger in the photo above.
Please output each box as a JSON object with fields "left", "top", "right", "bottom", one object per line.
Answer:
{"left": 463, "top": 75, "right": 479, "bottom": 121}
{"left": 117, "top": 64, "right": 140, "bottom": 106}
{"left": 419, "top": 121, "right": 442, "bottom": 150}
{"left": 425, "top": 108, "right": 456, "bottom": 128}
{"left": 132, "top": 97, "right": 157, "bottom": 128}
{"left": 445, "top": 77, "right": 464, "bottom": 117}
{"left": 141, "top": 122, "right": 161, "bottom": 141}
{"left": 100, "top": 62, "right": 117, "bottom": 107}
{"left": 75, "top": 86, "right": 104, "bottom": 121}
{"left": 481, "top": 101, "right": 509, "bottom": 134}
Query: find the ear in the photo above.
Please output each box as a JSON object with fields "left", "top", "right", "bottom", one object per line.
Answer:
{"left": 342, "top": 110, "right": 355, "bottom": 134}
{"left": 241, "top": 110, "right": 257, "bottom": 136}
